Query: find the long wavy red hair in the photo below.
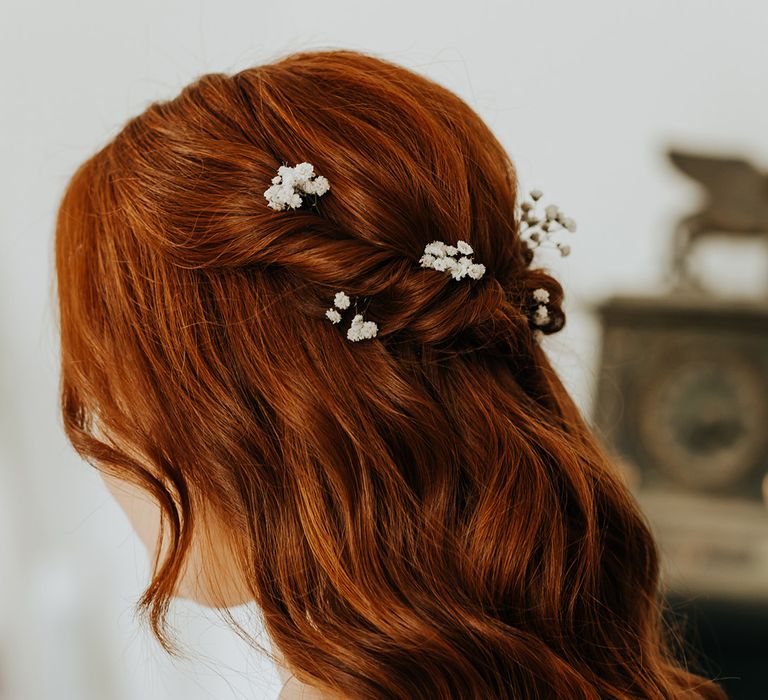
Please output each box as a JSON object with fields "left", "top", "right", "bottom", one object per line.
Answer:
{"left": 54, "top": 49, "right": 726, "bottom": 699}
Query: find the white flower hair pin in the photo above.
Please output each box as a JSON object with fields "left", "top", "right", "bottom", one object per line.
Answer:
{"left": 325, "top": 291, "right": 378, "bottom": 342}
{"left": 520, "top": 188, "right": 577, "bottom": 257}
{"left": 264, "top": 161, "right": 330, "bottom": 211}
{"left": 532, "top": 287, "right": 551, "bottom": 326}
{"left": 530, "top": 286, "right": 553, "bottom": 344}
{"left": 419, "top": 239, "right": 485, "bottom": 280}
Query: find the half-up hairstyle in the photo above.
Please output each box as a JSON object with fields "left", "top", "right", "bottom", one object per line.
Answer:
{"left": 54, "top": 49, "right": 726, "bottom": 699}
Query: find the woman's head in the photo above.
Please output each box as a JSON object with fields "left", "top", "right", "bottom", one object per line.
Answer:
{"left": 54, "top": 49, "right": 725, "bottom": 699}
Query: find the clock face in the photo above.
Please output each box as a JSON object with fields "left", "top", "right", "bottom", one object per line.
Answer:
{"left": 638, "top": 354, "right": 768, "bottom": 492}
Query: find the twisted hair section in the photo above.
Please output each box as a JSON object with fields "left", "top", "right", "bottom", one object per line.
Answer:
{"left": 55, "top": 49, "right": 725, "bottom": 699}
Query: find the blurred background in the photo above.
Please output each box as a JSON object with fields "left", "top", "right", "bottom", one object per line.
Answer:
{"left": 2, "top": 0, "right": 767, "bottom": 698}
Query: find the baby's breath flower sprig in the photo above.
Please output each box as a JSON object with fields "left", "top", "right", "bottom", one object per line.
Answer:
{"left": 531, "top": 286, "right": 552, "bottom": 335}
{"left": 519, "top": 188, "right": 577, "bottom": 257}
{"left": 346, "top": 313, "right": 378, "bottom": 342}
{"left": 324, "top": 290, "right": 378, "bottom": 342}
{"left": 418, "top": 239, "right": 485, "bottom": 280}
{"left": 264, "top": 161, "right": 330, "bottom": 211}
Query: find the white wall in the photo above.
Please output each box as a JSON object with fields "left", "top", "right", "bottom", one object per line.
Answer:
{"left": 2, "top": 1, "right": 767, "bottom": 698}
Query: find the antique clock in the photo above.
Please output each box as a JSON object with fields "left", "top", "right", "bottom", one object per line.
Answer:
{"left": 594, "top": 295, "right": 768, "bottom": 503}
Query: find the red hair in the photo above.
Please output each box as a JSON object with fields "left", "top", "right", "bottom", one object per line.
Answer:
{"left": 54, "top": 49, "right": 726, "bottom": 699}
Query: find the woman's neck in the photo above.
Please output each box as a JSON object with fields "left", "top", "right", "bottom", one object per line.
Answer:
{"left": 278, "top": 674, "right": 338, "bottom": 699}
{"left": 275, "top": 651, "right": 343, "bottom": 700}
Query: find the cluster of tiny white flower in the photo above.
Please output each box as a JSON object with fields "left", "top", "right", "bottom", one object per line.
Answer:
{"left": 532, "top": 286, "right": 551, "bottom": 327}
{"left": 346, "top": 313, "right": 378, "bottom": 342}
{"left": 418, "top": 239, "right": 486, "bottom": 280}
{"left": 520, "top": 188, "right": 576, "bottom": 257}
{"left": 263, "top": 162, "right": 330, "bottom": 211}
{"left": 533, "top": 305, "right": 550, "bottom": 326}
{"left": 325, "top": 291, "right": 378, "bottom": 342}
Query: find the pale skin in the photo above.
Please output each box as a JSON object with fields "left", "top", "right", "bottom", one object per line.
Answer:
{"left": 100, "top": 471, "right": 338, "bottom": 700}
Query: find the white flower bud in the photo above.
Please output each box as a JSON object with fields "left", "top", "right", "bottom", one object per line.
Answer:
{"left": 424, "top": 241, "right": 446, "bottom": 257}
{"left": 456, "top": 240, "right": 473, "bottom": 255}
{"left": 293, "top": 162, "right": 315, "bottom": 180}
{"left": 419, "top": 253, "right": 436, "bottom": 268}
{"left": 303, "top": 175, "right": 330, "bottom": 195}
{"left": 362, "top": 320, "right": 378, "bottom": 338}
{"left": 468, "top": 263, "right": 485, "bottom": 279}
{"left": 334, "top": 291, "right": 350, "bottom": 309}
{"left": 277, "top": 165, "right": 294, "bottom": 180}
{"left": 432, "top": 256, "right": 450, "bottom": 271}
